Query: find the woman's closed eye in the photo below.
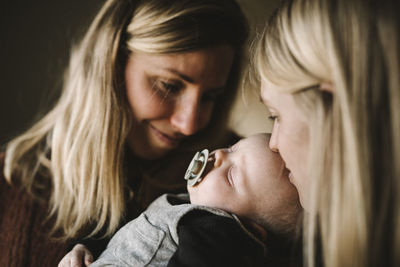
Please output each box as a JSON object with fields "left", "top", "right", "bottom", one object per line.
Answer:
{"left": 268, "top": 115, "right": 277, "bottom": 122}
{"left": 153, "top": 79, "right": 182, "bottom": 97}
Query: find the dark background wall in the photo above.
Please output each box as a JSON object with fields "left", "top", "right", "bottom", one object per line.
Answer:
{"left": 0, "top": 0, "right": 280, "bottom": 146}
{"left": 0, "top": 0, "right": 104, "bottom": 145}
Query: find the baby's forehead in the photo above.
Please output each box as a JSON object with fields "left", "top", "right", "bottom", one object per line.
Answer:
{"left": 240, "top": 133, "right": 270, "bottom": 148}
{"left": 240, "top": 134, "right": 280, "bottom": 162}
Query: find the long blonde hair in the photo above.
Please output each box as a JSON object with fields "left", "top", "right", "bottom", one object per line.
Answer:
{"left": 254, "top": 0, "right": 400, "bottom": 266}
{"left": 4, "top": 0, "right": 248, "bottom": 239}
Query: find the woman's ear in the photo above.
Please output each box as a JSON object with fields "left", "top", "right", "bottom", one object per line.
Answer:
{"left": 320, "top": 82, "right": 334, "bottom": 93}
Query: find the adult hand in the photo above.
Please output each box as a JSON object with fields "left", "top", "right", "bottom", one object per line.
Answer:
{"left": 58, "top": 244, "right": 93, "bottom": 267}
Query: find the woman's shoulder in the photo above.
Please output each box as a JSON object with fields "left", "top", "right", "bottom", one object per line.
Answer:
{"left": 0, "top": 152, "right": 21, "bottom": 192}
{"left": 0, "top": 152, "right": 34, "bottom": 261}
{"left": 0, "top": 151, "right": 44, "bottom": 214}
{"left": 0, "top": 152, "right": 26, "bottom": 209}
{"left": 0, "top": 152, "right": 70, "bottom": 267}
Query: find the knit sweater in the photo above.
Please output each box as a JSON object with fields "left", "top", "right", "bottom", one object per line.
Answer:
{"left": 0, "top": 153, "right": 71, "bottom": 267}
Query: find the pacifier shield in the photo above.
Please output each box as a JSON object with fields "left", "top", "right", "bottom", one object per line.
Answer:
{"left": 184, "top": 149, "right": 209, "bottom": 187}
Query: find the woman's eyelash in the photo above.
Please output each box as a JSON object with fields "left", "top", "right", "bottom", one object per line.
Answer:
{"left": 158, "top": 81, "right": 180, "bottom": 92}
{"left": 152, "top": 78, "right": 222, "bottom": 103}
{"left": 151, "top": 79, "right": 182, "bottom": 100}
{"left": 268, "top": 115, "right": 277, "bottom": 121}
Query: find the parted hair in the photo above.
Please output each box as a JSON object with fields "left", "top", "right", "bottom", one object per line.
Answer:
{"left": 4, "top": 0, "right": 248, "bottom": 239}
{"left": 254, "top": 0, "right": 400, "bottom": 266}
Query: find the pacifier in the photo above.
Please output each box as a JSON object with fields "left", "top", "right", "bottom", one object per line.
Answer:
{"left": 184, "top": 149, "right": 209, "bottom": 187}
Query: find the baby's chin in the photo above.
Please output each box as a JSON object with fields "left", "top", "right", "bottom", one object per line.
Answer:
{"left": 186, "top": 172, "right": 211, "bottom": 199}
{"left": 187, "top": 192, "right": 205, "bottom": 206}
{"left": 187, "top": 183, "right": 213, "bottom": 206}
{"left": 187, "top": 184, "right": 198, "bottom": 204}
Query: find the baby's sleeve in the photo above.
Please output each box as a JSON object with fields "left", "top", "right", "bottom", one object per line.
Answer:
{"left": 90, "top": 213, "right": 166, "bottom": 267}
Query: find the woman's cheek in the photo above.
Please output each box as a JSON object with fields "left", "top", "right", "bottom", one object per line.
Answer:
{"left": 197, "top": 103, "right": 215, "bottom": 129}
{"left": 293, "top": 176, "right": 309, "bottom": 210}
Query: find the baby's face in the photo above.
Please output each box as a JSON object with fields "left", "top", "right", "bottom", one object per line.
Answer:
{"left": 188, "top": 134, "right": 299, "bottom": 223}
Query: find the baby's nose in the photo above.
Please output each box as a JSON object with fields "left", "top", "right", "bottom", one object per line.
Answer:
{"left": 213, "top": 150, "right": 225, "bottom": 167}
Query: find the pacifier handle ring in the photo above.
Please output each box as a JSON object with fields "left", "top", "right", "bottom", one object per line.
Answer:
{"left": 184, "top": 149, "right": 209, "bottom": 187}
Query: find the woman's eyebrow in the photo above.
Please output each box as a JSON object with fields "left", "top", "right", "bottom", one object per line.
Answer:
{"left": 164, "top": 68, "right": 194, "bottom": 83}
{"left": 163, "top": 68, "right": 226, "bottom": 93}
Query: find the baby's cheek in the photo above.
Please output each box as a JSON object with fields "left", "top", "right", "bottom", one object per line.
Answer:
{"left": 188, "top": 183, "right": 209, "bottom": 205}
{"left": 187, "top": 186, "right": 196, "bottom": 203}
{"left": 187, "top": 186, "right": 204, "bottom": 205}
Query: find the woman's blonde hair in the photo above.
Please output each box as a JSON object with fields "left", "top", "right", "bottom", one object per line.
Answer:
{"left": 254, "top": 0, "right": 400, "bottom": 266}
{"left": 4, "top": 0, "right": 248, "bottom": 239}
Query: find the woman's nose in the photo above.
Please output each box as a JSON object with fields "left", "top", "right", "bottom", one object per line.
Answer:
{"left": 269, "top": 123, "right": 279, "bottom": 152}
{"left": 170, "top": 95, "right": 200, "bottom": 136}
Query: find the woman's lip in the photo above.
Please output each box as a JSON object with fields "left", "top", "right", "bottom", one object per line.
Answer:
{"left": 149, "top": 124, "right": 183, "bottom": 146}
{"left": 278, "top": 163, "right": 290, "bottom": 180}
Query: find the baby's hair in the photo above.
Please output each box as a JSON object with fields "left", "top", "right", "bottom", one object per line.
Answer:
{"left": 257, "top": 198, "right": 302, "bottom": 236}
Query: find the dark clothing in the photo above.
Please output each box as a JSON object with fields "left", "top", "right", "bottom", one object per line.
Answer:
{"left": 168, "top": 208, "right": 304, "bottom": 267}
{"left": 0, "top": 154, "right": 69, "bottom": 266}
{"left": 168, "top": 210, "right": 267, "bottom": 267}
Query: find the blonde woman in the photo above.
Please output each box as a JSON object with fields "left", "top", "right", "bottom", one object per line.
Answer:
{"left": 255, "top": 0, "right": 399, "bottom": 266}
{"left": 165, "top": 0, "right": 399, "bottom": 266}
{"left": 0, "top": 0, "right": 248, "bottom": 266}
